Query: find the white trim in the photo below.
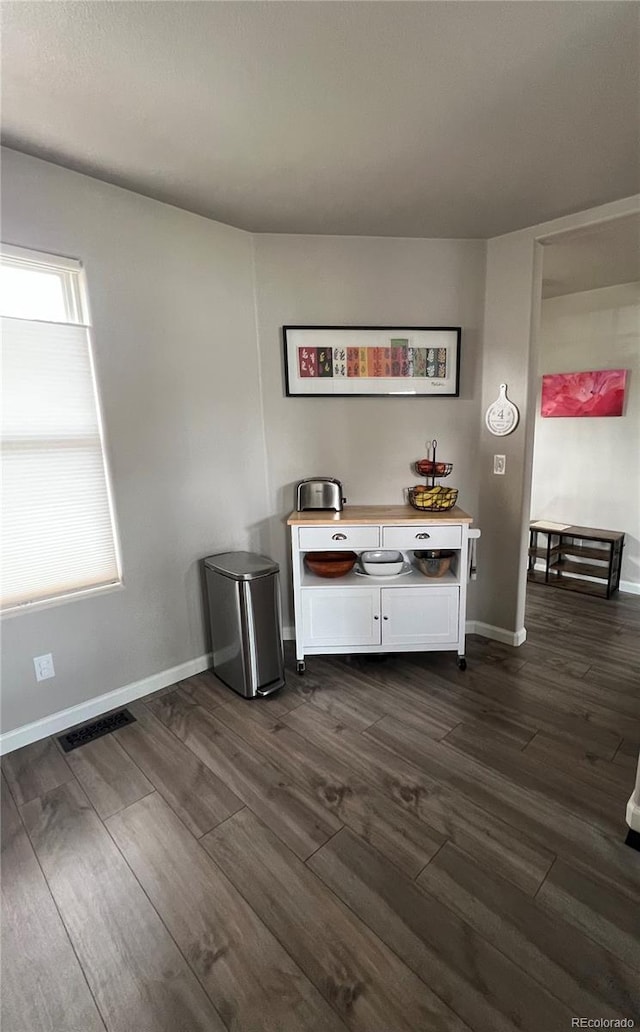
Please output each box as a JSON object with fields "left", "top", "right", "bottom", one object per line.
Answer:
{"left": 626, "top": 753, "right": 640, "bottom": 831}
{"left": 468, "top": 620, "right": 527, "bottom": 647}
{"left": 620, "top": 580, "right": 640, "bottom": 596}
{"left": 0, "top": 653, "right": 212, "bottom": 756}
{"left": 627, "top": 795, "right": 640, "bottom": 833}
{"left": 1, "top": 241, "right": 82, "bottom": 273}
{"left": 2, "top": 581, "right": 124, "bottom": 620}
{"left": 1, "top": 242, "right": 85, "bottom": 324}
{"left": 532, "top": 196, "right": 640, "bottom": 245}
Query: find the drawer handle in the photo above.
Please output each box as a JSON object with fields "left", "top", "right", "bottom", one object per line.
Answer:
{"left": 374, "top": 615, "right": 379, "bottom": 620}
{"left": 332, "top": 533, "right": 347, "bottom": 541}
{"left": 416, "top": 532, "right": 431, "bottom": 539}
{"left": 383, "top": 616, "right": 389, "bottom": 621}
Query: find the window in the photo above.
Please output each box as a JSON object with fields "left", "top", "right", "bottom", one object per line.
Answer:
{"left": 1, "top": 244, "right": 121, "bottom": 612}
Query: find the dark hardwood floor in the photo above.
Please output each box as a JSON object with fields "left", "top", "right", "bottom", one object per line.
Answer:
{"left": 2, "top": 582, "right": 639, "bottom": 1031}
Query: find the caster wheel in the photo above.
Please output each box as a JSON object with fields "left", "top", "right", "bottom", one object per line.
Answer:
{"left": 457, "top": 657, "right": 467, "bottom": 671}
{"left": 296, "top": 661, "right": 306, "bottom": 675}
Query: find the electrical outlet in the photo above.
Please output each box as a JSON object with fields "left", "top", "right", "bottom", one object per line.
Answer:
{"left": 493, "top": 454, "right": 506, "bottom": 475}
{"left": 33, "top": 653, "right": 55, "bottom": 681}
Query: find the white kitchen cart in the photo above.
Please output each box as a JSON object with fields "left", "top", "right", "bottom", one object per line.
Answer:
{"left": 287, "top": 506, "right": 480, "bottom": 673}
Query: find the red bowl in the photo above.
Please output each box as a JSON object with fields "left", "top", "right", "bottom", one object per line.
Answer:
{"left": 415, "top": 459, "right": 452, "bottom": 476}
{"left": 304, "top": 551, "right": 357, "bottom": 578}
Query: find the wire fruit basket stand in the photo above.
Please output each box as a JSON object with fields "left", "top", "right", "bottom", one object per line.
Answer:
{"left": 408, "top": 438, "right": 458, "bottom": 511}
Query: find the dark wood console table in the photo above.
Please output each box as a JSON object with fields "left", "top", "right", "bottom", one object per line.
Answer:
{"left": 528, "top": 521, "right": 624, "bottom": 599}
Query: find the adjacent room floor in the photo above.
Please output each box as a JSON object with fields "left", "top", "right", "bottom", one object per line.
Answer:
{"left": 2, "top": 582, "right": 639, "bottom": 1032}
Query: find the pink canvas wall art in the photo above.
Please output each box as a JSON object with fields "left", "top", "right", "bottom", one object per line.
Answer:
{"left": 541, "top": 369, "right": 627, "bottom": 417}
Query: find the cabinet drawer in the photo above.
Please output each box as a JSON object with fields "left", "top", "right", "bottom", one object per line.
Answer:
{"left": 382, "top": 525, "right": 462, "bottom": 551}
{"left": 299, "top": 526, "right": 380, "bottom": 551}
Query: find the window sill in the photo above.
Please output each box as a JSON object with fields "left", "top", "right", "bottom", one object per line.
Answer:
{"left": 1, "top": 581, "right": 124, "bottom": 619}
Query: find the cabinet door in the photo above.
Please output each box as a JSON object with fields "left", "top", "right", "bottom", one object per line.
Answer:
{"left": 301, "top": 588, "right": 381, "bottom": 647}
{"left": 381, "top": 587, "right": 459, "bottom": 645}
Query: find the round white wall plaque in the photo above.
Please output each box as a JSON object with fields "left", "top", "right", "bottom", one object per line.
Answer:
{"left": 485, "top": 383, "right": 519, "bottom": 436}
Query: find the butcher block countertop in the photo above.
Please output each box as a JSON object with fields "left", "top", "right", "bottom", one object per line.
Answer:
{"left": 287, "top": 505, "right": 473, "bottom": 526}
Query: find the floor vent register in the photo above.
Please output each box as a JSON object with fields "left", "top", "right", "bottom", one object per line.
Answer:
{"left": 58, "top": 709, "right": 136, "bottom": 752}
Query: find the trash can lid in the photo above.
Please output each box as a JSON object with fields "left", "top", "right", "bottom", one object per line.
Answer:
{"left": 204, "top": 551, "right": 279, "bottom": 580}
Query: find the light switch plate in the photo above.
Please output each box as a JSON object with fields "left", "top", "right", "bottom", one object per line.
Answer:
{"left": 34, "top": 653, "right": 55, "bottom": 681}
{"left": 493, "top": 455, "right": 506, "bottom": 475}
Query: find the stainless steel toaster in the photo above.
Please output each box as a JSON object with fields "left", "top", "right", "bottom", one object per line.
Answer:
{"left": 296, "top": 477, "right": 346, "bottom": 512}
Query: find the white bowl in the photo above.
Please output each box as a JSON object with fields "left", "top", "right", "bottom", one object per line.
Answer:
{"left": 361, "top": 557, "right": 405, "bottom": 576}
{"left": 361, "top": 550, "right": 402, "bottom": 563}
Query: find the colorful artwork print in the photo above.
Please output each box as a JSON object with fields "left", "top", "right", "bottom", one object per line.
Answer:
{"left": 317, "top": 348, "right": 333, "bottom": 377}
{"left": 412, "top": 348, "right": 427, "bottom": 377}
{"left": 297, "top": 340, "right": 448, "bottom": 379}
{"left": 298, "top": 347, "right": 317, "bottom": 378}
{"left": 541, "top": 369, "right": 627, "bottom": 417}
{"left": 332, "top": 347, "right": 347, "bottom": 378}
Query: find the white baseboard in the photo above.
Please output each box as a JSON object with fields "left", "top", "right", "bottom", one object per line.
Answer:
{"left": 620, "top": 580, "right": 640, "bottom": 596}
{"left": 627, "top": 793, "right": 640, "bottom": 832}
{"left": 467, "top": 620, "right": 527, "bottom": 647}
{"left": 0, "top": 653, "right": 212, "bottom": 756}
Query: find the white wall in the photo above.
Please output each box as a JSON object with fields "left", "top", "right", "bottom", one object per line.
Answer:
{"left": 531, "top": 283, "right": 640, "bottom": 588}
{"left": 253, "top": 234, "right": 487, "bottom": 625}
{"left": 1, "top": 149, "right": 268, "bottom": 734}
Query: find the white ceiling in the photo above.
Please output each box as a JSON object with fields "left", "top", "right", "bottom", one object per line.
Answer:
{"left": 1, "top": 1, "right": 638, "bottom": 238}
{"left": 542, "top": 214, "right": 640, "bottom": 298}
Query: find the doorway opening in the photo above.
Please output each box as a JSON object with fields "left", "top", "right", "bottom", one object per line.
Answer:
{"left": 527, "top": 213, "right": 639, "bottom": 606}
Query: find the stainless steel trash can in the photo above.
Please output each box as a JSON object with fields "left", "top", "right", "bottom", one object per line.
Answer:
{"left": 204, "top": 551, "right": 285, "bottom": 698}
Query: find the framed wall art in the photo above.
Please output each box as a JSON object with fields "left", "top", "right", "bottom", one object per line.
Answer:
{"left": 283, "top": 326, "right": 461, "bottom": 397}
{"left": 541, "top": 369, "right": 627, "bottom": 417}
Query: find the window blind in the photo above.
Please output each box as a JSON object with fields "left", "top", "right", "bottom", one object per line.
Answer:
{"left": 2, "top": 315, "right": 120, "bottom": 610}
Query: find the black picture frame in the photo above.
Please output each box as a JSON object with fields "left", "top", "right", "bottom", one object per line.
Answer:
{"left": 283, "top": 325, "right": 461, "bottom": 398}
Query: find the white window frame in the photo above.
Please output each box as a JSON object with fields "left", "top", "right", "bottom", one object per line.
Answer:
{"left": 1, "top": 242, "right": 86, "bottom": 324}
{"left": 1, "top": 242, "right": 123, "bottom": 616}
